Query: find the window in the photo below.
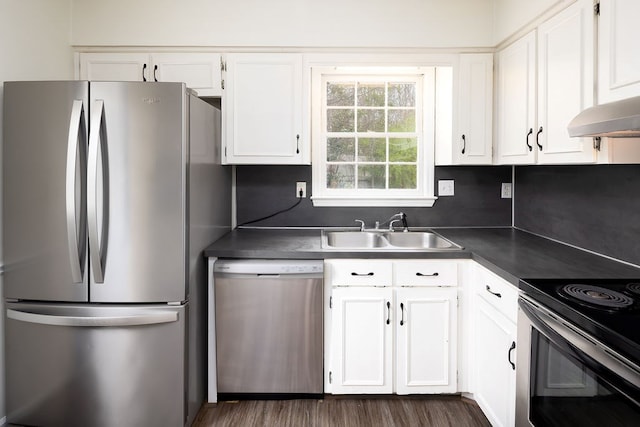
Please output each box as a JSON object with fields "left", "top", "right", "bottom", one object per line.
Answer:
{"left": 311, "top": 66, "right": 439, "bottom": 207}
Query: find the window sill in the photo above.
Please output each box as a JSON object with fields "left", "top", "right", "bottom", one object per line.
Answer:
{"left": 311, "top": 196, "right": 437, "bottom": 207}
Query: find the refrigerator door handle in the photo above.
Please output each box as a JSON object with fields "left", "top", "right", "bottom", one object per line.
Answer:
{"left": 88, "top": 100, "right": 110, "bottom": 284}
{"left": 66, "top": 100, "right": 87, "bottom": 283}
{"left": 7, "top": 308, "right": 178, "bottom": 327}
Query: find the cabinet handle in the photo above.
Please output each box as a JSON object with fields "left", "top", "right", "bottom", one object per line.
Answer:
{"left": 526, "top": 128, "right": 533, "bottom": 152}
{"left": 416, "top": 272, "right": 439, "bottom": 277}
{"left": 536, "top": 126, "right": 543, "bottom": 151}
{"left": 485, "top": 285, "right": 502, "bottom": 298}
{"left": 508, "top": 341, "right": 516, "bottom": 370}
{"left": 461, "top": 134, "right": 466, "bottom": 154}
{"left": 296, "top": 134, "right": 300, "bottom": 154}
{"left": 399, "top": 302, "right": 405, "bottom": 326}
{"left": 351, "top": 272, "right": 374, "bottom": 277}
{"left": 386, "top": 301, "right": 391, "bottom": 325}
{"left": 153, "top": 65, "right": 158, "bottom": 82}
{"left": 142, "top": 63, "right": 147, "bottom": 82}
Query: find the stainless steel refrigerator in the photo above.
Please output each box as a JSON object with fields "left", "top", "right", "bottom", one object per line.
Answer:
{"left": 2, "top": 81, "right": 231, "bottom": 426}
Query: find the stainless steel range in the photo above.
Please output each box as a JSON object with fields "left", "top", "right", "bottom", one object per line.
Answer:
{"left": 516, "top": 278, "right": 640, "bottom": 426}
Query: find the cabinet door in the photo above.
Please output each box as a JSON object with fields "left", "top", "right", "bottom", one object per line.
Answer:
{"left": 537, "top": 0, "right": 596, "bottom": 164}
{"left": 474, "top": 296, "right": 517, "bottom": 427}
{"left": 223, "top": 53, "right": 305, "bottom": 164}
{"left": 152, "top": 53, "right": 222, "bottom": 97}
{"left": 496, "top": 31, "right": 537, "bottom": 165}
{"left": 78, "top": 53, "right": 149, "bottom": 82}
{"left": 395, "top": 287, "right": 458, "bottom": 394}
{"left": 455, "top": 54, "right": 493, "bottom": 165}
{"left": 598, "top": 0, "right": 640, "bottom": 103}
{"left": 329, "top": 287, "right": 393, "bottom": 394}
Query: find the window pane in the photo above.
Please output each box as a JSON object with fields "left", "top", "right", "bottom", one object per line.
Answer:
{"left": 357, "top": 83, "right": 385, "bottom": 107}
{"left": 358, "top": 138, "right": 386, "bottom": 162}
{"left": 389, "top": 138, "right": 417, "bottom": 162}
{"left": 389, "top": 165, "right": 417, "bottom": 189}
{"left": 327, "top": 164, "right": 355, "bottom": 189}
{"left": 327, "top": 138, "right": 355, "bottom": 162}
{"left": 327, "top": 83, "right": 355, "bottom": 106}
{"left": 357, "top": 109, "right": 385, "bottom": 132}
{"left": 388, "top": 83, "right": 415, "bottom": 107}
{"left": 358, "top": 165, "right": 386, "bottom": 189}
{"left": 388, "top": 109, "right": 415, "bottom": 132}
{"left": 327, "top": 109, "right": 355, "bottom": 132}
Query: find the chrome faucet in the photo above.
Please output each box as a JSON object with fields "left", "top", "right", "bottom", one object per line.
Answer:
{"left": 355, "top": 213, "right": 409, "bottom": 232}
{"left": 381, "top": 212, "right": 409, "bottom": 232}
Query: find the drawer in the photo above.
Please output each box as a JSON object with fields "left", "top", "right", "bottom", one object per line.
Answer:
{"left": 325, "top": 260, "right": 392, "bottom": 287}
{"left": 392, "top": 260, "right": 458, "bottom": 287}
{"left": 475, "top": 265, "right": 518, "bottom": 321}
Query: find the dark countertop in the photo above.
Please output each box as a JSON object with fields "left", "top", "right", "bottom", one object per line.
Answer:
{"left": 204, "top": 227, "right": 640, "bottom": 287}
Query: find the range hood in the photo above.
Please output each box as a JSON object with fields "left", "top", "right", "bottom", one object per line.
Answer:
{"left": 568, "top": 95, "right": 640, "bottom": 138}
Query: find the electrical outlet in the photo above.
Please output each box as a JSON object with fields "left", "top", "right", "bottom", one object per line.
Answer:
{"left": 296, "top": 181, "right": 307, "bottom": 198}
{"left": 501, "top": 183, "right": 512, "bottom": 199}
{"left": 438, "top": 180, "right": 455, "bottom": 196}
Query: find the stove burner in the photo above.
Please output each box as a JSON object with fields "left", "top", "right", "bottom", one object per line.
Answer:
{"left": 561, "top": 284, "right": 635, "bottom": 309}
{"left": 626, "top": 283, "right": 640, "bottom": 296}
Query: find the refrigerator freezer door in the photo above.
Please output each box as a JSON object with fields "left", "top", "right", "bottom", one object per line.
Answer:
{"left": 3, "top": 81, "right": 89, "bottom": 302}
{"left": 5, "top": 302, "right": 187, "bottom": 427}
{"left": 88, "top": 82, "right": 187, "bottom": 303}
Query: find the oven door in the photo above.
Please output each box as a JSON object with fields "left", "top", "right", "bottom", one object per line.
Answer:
{"left": 516, "top": 295, "right": 640, "bottom": 427}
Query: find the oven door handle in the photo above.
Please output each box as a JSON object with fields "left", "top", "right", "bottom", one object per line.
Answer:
{"left": 519, "top": 297, "right": 640, "bottom": 402}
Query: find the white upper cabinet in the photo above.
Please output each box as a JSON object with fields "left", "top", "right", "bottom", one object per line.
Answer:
{"left": 79, "top": 52, "right": 149, "bottom": 82}
{"left": 496, "top": 31, "right": 537, "bottom": 165}
{"left": 454, "top": 54, "right": 494, "bottom": 165}
{"left": 78, "top": 52, "right": 223, "bottom": 97}
{"left": 496, "top": 0, "right": 596, "bottom": 165}
{"left": 598, "top": 0, "right": 640, "bottom": 103}
{"left": 222, "top": 53, "right": 307, "bottom": 164}
{"left": 537, "top": 0, "right": 595, "bottom": 164}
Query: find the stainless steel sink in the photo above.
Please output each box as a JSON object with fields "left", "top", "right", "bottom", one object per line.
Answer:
{"left": 321, "top": 230, "right": 463, "bottom": 251}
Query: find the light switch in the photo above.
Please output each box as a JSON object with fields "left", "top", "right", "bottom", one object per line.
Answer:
{"left": 438, "top": 180, "right": 455, "bottom": 196}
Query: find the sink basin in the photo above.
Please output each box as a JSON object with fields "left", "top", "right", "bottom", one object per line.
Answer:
{"left": 384, "top": 232, "right": 458, "bottom": 249}
{"left": 324, "top": 231, "right": 388, "bottom": 249}
{"left": 321, "top": 230, "right": 463, "bottom": 251}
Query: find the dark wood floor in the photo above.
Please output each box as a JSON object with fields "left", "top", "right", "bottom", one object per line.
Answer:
{"left": 193, "top": 396, "right": 491, "bottom": 427}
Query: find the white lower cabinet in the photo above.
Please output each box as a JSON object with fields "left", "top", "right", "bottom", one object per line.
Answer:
{"left": 329, "top": 287, "right": 393, "bottom": 394}
{"left": 326, "top": 259, "right": 458, "bottom": 395}
{"left": 472, "top": 265, "right": 518, "bottom": 427}
{"left": 395, "top": 287, "right": 458, "bottom": 394}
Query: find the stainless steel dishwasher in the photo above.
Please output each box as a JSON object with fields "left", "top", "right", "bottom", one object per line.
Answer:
{"left": 213, "top": 259, "right": 324, "bottom": 396}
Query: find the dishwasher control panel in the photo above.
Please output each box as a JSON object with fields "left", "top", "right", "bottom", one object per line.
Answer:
{"left": 214, "top": 259, "right": 324, "bottom": 275}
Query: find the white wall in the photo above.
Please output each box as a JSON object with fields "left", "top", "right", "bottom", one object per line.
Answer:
{"left": 71, "top": 0, "right": 495, "bottom": 48}
{"left": 0, "top": 0, "right": 74, "bottom": 421}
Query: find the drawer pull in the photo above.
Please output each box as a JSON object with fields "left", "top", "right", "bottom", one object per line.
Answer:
{"left": 416, "top": 272, "right": 439, "bottom": 277}
{"left": 351, "top": 272, "right": 374, "bottom": 277}
{"left": 386, "top": 301, "right": 391, "bottom": 325}
{"left": 508, "top": 341, "right": 516, "bottom": 370}
{"left": 486, "top": 285, "right": 502, "bottom": 298}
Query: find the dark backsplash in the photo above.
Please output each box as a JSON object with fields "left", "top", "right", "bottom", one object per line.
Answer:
{"left": 235, "top": 165, "right": 512, "bottom": 228}
{"left": 514, "top": 164, "right": 640, "bottom": 266}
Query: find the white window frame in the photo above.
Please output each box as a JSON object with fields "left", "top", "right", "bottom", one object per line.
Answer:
{"left": 311, "top": 66, "right": 437, "bottom": 207}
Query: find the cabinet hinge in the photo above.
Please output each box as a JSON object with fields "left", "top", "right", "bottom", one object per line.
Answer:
{"left": 329, "top": 371, "right": 332, "bottom": 384}
{"left": 221, "top": 79, "right": 225, "bottom": 90}
{"left": 593, "top": 136, "right": 602, "bottom": 151}
{"left": 329, "top": 296, "right": 332, "bottom": 309}
{"left": 594, "top": 1, "right": 600, "bottom": 16}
